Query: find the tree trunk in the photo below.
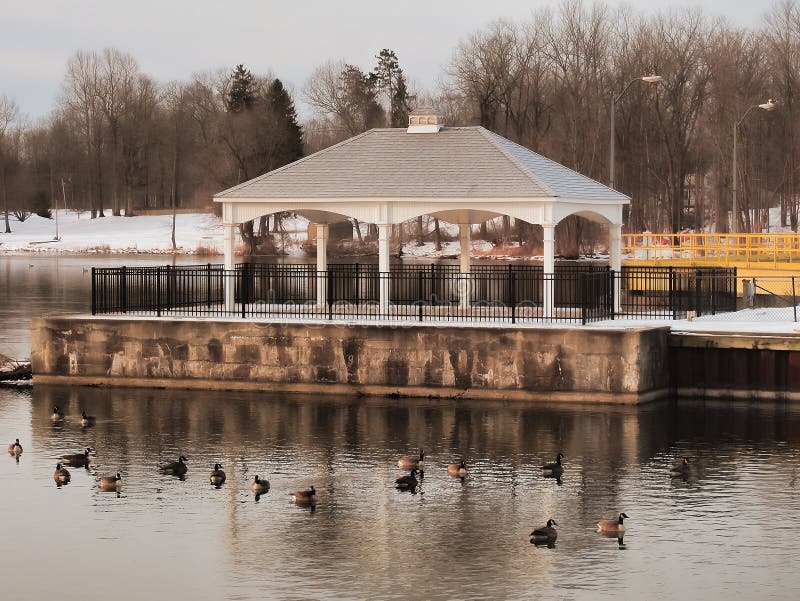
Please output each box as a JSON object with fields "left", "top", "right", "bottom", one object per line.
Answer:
{"left": 415, "top": 216, "right": 424, "bottom": 246}
{"left": 96, "top": 138, "right": 105, "bottom": 218}
{"left": 111, "top": 132, "right": 121, "bottom": 216}
{"left": 433, "top": 218, "right": 442, "bottom": 251}
{"left": 258, "top": 215, "right": 269, "bottom": 238}
{"left": 502, "top": 215, "right": 511, "bottom": 238}
{"left": 2, "top": 166, "right": 10, "bottom": 233}
{"left": 353, "top": 218, "right": 363, "bottom": 242}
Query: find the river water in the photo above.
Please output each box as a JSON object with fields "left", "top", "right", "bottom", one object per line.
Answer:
{"left": 1, "top": 255, "right": 799, "bottom": 600}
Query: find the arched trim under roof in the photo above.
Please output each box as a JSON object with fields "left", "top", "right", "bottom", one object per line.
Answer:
{"left": 222, "top": 198, "right": 623, "bottom": 228}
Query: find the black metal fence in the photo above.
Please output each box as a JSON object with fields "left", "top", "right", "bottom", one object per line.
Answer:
{"left": 618, "top": 266, "right": 738, "bottom": 318}
{"left": 91, "top": 263, "right": 739, "bottom": 324}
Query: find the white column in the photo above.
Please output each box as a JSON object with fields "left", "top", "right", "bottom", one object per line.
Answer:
{"left": 542, "top": 224, "right": 555, "bottom": 319}
{"left": 223, "top": 222, "right": 236, "bottom": 312}
{"left": 378, "top": 223, "right": 390, "bottom": 311}
{"left": 609, "top": 223, "right": 622, "bottom": 314}
{"left": 459, "top": 223, "right": 471, "bottom": 310}
{"left": 315, "top": 223, "right": 329, "bottom": 309}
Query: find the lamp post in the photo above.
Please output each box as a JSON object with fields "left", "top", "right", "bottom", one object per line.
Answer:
{"left": 609, "top": 75, "right": 662, "bottom": 190}
{"left": 732, "top": 99, "right": 776, "bottom": 232}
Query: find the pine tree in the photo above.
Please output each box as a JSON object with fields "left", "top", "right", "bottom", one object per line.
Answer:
{"left": 391, "top": 72, "right": 411, "bottom": 127}
{"left": 266, "top": 78, "right": 303, "bottom": 164}
{"left": 373, "top": 49, "right": 411, "bottom": 127}
{"left": 340, "top": 65, "right": 384, "bottom": 131}
{"left": 226, "top": 64, "right": 256, "bottom": 113}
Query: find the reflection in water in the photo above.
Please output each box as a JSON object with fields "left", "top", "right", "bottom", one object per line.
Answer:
{"left": 1, "top": 386, "right": 800, "bottom": 599}
{"left": 0, "top": 255, "right": 219, "bottom": 360}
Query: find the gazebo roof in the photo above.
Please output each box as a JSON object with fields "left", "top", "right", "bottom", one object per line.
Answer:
{"left": 214, "top": 126, "right": 630, "bottom": 204}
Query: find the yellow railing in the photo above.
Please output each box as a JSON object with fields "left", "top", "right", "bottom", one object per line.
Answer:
{"left": 623, "top": 233, "right": 800, "bottom": 267}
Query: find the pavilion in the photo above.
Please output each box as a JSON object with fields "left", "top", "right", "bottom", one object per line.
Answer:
{"left": 214, "top": 108, "right": 629, "bottom": 317}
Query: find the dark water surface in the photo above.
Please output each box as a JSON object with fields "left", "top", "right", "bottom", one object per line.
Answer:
{"left": 1, "top": 255, "right": 799, "bottom": 599}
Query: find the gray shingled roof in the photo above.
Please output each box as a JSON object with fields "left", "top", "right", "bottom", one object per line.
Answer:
{"left": 214, "top": 126, "right": 630, "bottom": 203}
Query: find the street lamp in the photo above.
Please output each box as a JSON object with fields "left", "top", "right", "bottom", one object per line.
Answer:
{"left": 609, "top": 75, "right": 662, "bottom": 190}
{"left": 732, "top": 99, "right": 776, "bottom": 232}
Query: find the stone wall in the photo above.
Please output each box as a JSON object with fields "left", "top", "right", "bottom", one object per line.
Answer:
{"left": 31, "top": 317, "right": 670, "bottom": 404}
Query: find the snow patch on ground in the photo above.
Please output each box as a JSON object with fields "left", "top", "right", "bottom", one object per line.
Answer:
{"left": 0, "top": 211, "right": 224, "bottom": 254}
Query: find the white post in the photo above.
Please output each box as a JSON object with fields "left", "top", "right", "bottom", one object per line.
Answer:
{"left": 543, "top": 224, "right": 555, "bottom": 319}
{"left": 610, "top": 223, "right": 622, "bottom": 314}
{"left": 315, "top": 223, "right": 329, "bottom": 309}
{"left": 459, "top": 223, "right": 471, "bottom": 310}
{"left": 378, "top": 223, "right": 390, "bottom": 312}
{"left": 223, "top": 222, "right": 236, "bottom": 312}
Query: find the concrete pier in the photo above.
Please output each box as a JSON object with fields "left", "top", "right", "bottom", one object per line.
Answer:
{"left": 30, "top": 317, "right": 670, "bottom": 404}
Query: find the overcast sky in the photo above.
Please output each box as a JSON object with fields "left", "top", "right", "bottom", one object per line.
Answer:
{"left": 1, "top": 0, "right": 770, "bottom": 121}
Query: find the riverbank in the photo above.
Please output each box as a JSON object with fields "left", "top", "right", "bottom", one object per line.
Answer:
{"left": 0, "top": 210, "right": 225, "bottom": 255}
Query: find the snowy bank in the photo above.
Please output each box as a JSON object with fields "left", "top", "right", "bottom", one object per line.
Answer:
{"left": 0, "top": 211, "right": 225, "bottom": 255}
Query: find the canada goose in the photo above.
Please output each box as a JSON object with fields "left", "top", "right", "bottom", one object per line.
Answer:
{"left": 53, "top": 463, "right": 71, "bottom": 484}
{"left": 60, "top": 448, "right": 91, "bottom": 467}
{"left": 160, "top": 455, "right": 188, "bottom": 476}
{"left": 670, "top": 457, "right": 691, "bottom": 477}
{"left": 99, "top": 473, "right": 122, "bottom": 491}
{"left": 51, "top": 406, "right": 65, "bottom": 422}
{"left": 290, "top": 485, "right": 316, "bottom": 505}
{"left": 398, "top": 449, "right": 425, "bottom": 471}
{"left": 209, "top": 464, "right": 226, "bottom": 486}
{"left": 395, "top": 469, "right": 419, "bottom": 489}
{"left": 530, "top": 519, "right": 558, "bottom": 545}
{"left": 542, "top": 453, "right": 564, "bottom": 477}
{"left": 7, "top": 438, "right": 23, "bottom": 456}
{"left": 447, "top": 459, "right": 467, "bottom": 478}
{"left": 251, "top": 475, "right": 270, "bottom": 494}
{"left": 80, "top": 411, "right": 96, "bottom": 427}
{"left": 597, "top": 512, "right": 629, "bottom": 534}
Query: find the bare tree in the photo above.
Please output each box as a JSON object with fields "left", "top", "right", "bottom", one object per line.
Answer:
{"left": 0, "top": 95, "right": 20, "bottom": 232}
{"left": 63, "top": 50, "right": 105, "bottom": 218}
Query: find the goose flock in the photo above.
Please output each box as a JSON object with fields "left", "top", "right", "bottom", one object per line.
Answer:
{"left": 8, "top": 407, "right": 695, "bottom": 546}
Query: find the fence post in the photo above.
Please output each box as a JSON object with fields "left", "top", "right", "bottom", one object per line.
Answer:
{"left": 669, "top": 266, "right": 677, "bottom": 320}
{"left": 164, "top": 265, "right": 172, "bottom": 312}
{"left": 510, "top": 270, "right": 516, "bottom": 324}
{"left": 91, "top": 267, "right": 97, "bottom": 315}
{"left": 327, "top": 269, "right": 333, "bottom": 320}
{"left": 694, "top": 269, "right": 702, "bottom": 318}
{"left": 206, "top": 263, "right": 212, "bottom": 309}
{"left": 581, "top": 272, "right": 588, "bottom": 325}
{"left": 156, "top": 266, "right": 162, "bottom": 317}
{"left": 793, "top": 276, "right": 797, "bottom": 323}
{"left": 710, "top": 268, "right": 717, "bottom": 315}
{"left": 610, "top": 269, "right": 615, "bottom": 320}
{"left": 430, "top": 263, "right": 436, "bottom": 306}
{"left": 241, "top": 263, "right": 248, "bottom": 319}
{"left": 418, "top": 270, "right": 424, "bottom": 322}
{"left": 120, "top": 265, "right": 127, "bottom": 314}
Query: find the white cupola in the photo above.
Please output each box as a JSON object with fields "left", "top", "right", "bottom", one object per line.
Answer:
{"left": 407, "top": 107, "right": 444, "bottom": 133}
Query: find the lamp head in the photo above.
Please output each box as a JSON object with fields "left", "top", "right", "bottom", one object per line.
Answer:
{"left": 641, "top": 75, "right": 662, "bottom": 84}
{"left": 758, "top": 99, "right": 776, "bottom": 111}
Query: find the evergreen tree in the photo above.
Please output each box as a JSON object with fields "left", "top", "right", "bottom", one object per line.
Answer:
{"left": 391, "top": 72, "right": 411, "bottom": 127}
{"left": 266, "top": 78, "right": 303, "bottom": 164}
{"left": 226, "top": 64, "right": 256, "bottom": 113}
{"left": 340, "top": 65, "right": 384, "bottom": 131}
{"left": 373, "top": 49, "right": 411, "bottom": 127}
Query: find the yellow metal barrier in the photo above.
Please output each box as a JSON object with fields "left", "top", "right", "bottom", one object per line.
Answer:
{"left": 623, "top": 233, "right": 800, "bottom": 268}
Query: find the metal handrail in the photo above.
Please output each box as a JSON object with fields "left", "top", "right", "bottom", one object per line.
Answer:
{"left": 622, "top": 233, "right": 800, "bottom": 266}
